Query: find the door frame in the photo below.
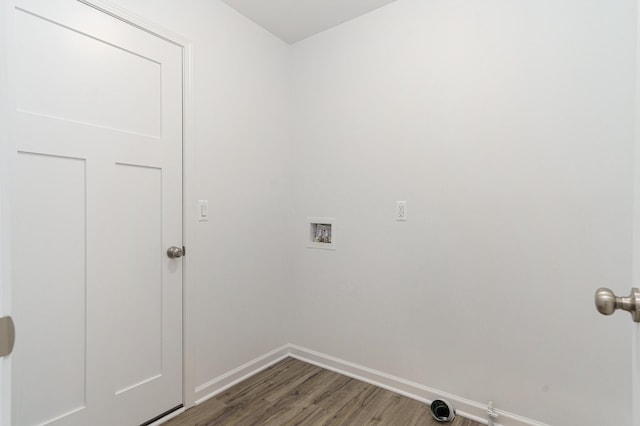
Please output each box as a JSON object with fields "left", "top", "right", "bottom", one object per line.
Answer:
{"left": 0, "top": 1, "right": 11, "bottom": 424}
{"left": 0, "top": 2, "right": 196, "bottom": 424}
{"left": 634, "top": 0, "right": 640, "bottom": 424}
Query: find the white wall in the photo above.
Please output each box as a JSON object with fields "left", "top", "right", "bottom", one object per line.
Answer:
{"left": 105, "top": 0, "right": 294, "bottom": 404}
{"left": 290, "top": 1, "right": 636, "bottom": 425}
{"left": 2, "top": 0, "right": 637, "bottom": 424}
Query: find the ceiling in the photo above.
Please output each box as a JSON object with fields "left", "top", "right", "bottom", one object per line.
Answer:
{"left": 221, "top": 0, "right": 400, "bottom": 44}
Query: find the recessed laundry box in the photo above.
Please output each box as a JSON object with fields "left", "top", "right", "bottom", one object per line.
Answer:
{"left": 307, "top": 217, "right": 335, "bottom": 250}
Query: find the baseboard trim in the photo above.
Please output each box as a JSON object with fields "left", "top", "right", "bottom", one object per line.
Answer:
{"left": 193, "top": 344, "right": 290, "bottom": 405}
{"left": 191, "top": 343, "right": 549, "bottom": 426}
{"left": 287, "top": 344, "right": 549, "bottom": 426}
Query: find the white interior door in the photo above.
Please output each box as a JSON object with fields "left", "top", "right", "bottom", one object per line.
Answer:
{"left": 8, "top": 0, "right": 184, "bottom": 424}
{"left": 634, "top": 2, "right": 640, "bottom": 425}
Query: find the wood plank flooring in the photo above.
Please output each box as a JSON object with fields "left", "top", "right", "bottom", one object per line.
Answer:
{"left": 164, "top": 358, "right": 482, "bottom": 426}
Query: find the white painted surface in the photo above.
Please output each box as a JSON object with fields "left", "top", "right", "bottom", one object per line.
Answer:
{"left": 193, "top": 344, "right": 289, "bottom": 404}
{"left": 2, "top": 0, "right": 639, "bottom": 425}
{"left": 13, "top": 153, "right": 87, "bottom": 425}
{"left": 105, "top": 0, "right": 293, "bottom": 409}
{"left": 396, "top": 201, "right": 407, "bottom": 222}
{"left": 110, "top": 164, "right": 164, "bottom": 396}
{"left": 15, "top": 14, "right": 162, "bottom": 138}
{"left": 0, "top": 1, "right": 10, "bottom": 424}
{"left": 633, "top": 1, "right": 640, "bottom": 424}
{"left": 198, "top": 200, "right": 209, "bottom": 222}
{"left": 221, "top": 0, "right": 399, "bottom": 44}
{"left": 290, "top": 1, "right": 636, "bottom": 425}
{"left": 8, "top": 0, "right": 183, "bottom": 424}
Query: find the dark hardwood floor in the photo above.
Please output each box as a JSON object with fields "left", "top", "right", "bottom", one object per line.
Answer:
{"left": 164, "top": 357, "right": 482, "bottom": 426}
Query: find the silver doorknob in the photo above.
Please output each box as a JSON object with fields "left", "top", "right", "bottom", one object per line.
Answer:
{"left": 167, "top": 246, "right": 184, "bottom": 259}
{"left": 0, "top": 316, "right": 15, "bottom": 358}
{"left": 595, "top": 287, "right": 640, "bottom": 322}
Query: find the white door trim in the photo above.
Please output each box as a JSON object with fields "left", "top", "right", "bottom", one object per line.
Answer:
{"left": 634, "top": 0, "right": 640, "bottom": 424}
{"left": 0, "top": 2, "right": 197, "bottom": 424}
{"left": 0, "top": 1, "right": 15, "bottom": 424}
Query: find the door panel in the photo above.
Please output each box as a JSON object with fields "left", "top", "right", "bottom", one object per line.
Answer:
{"left": 9, "top": 1, "right": 183, "bottom": 424}
{"left": 14, "top": 8, "right": 162, "bottom": 138}
{"left": 111, "top": 163, "right": 163, "bottom": 395}
{"left": 12, "top": 153, "right": 88, "bottom": 426}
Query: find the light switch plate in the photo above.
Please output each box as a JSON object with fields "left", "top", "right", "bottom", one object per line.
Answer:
{"left": 198, "top": 200, "right": 208, "bottom": 222}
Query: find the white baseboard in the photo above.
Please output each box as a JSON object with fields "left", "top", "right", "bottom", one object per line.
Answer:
{"left": 191, "top": 343, "right": 549, "bottom": 426}
{"left": 193, "top": 344, "right": 290, "bottom": 405}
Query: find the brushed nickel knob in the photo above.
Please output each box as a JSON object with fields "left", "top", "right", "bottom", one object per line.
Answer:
{"left": 595, "top": 288, "right": 617, "bottom": 316}
{"left": 0, "top": 316, "right": 15, "bottom": 358}
{"left": 167, "top": 246, "right": 184, "bottom": 259}
{"left": 595, "top": 287, "right": 640, "bottom": 322}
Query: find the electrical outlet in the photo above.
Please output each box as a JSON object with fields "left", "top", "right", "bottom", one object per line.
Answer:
{"left": 396, "top": 201, "right": 407, "bottom": 221}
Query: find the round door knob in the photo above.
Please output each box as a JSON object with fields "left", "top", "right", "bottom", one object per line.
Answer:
{"left": 595, "top": 287, "right": 617, "bottom": 315}
{"left": 167, "top": 246, "right": 184, "bottom": 259}
{"left": 594, "top": 287, "right": 640, "bottom": 322}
